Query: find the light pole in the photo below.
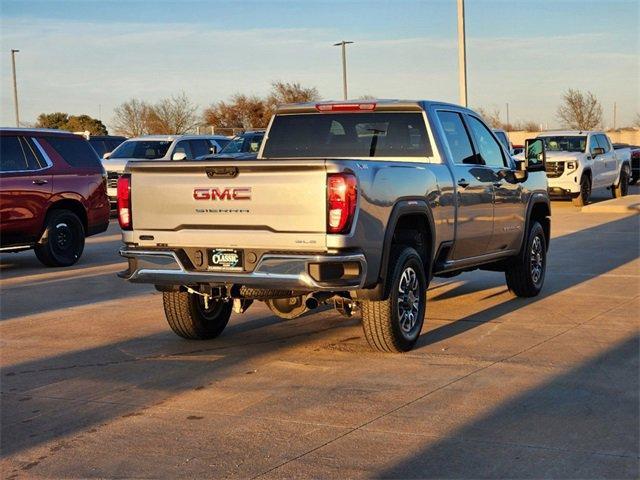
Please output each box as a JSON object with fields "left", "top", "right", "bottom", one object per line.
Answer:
{"left": 11, "top": 49, "right": 20, "bottom": 127}
{"left": 456, "top": 0, "right": 467, "bottom": 107}
{"left": 333, "top": 40, "right": 353, "bottom": 100}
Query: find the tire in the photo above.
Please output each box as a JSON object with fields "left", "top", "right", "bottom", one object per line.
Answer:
{"left": 613, "top": 165, "right": 630, "bottom": 198}
{"left": 162, "top": 291, "right": 232, "bottom": 340}
{"left": 266, "top": 296, "right": 308, "bottom": 320}
{"left": 505, "top": 221, "right": 546, "bottom": 298}
{"left": 34, "top": 209, "right": 85, "bottom": 267}
{"left": 360, "top": 246, "right": 427, "bottom": 353}
{"left": 571, "top": 175, "right": 591, "bottom": 207}
{"left": 629, "top": 174, "right": 638, "bottom": 186}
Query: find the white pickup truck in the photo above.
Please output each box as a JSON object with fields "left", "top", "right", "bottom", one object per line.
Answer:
{"left": 534, "top": 131, "right": 631, "bottom": 206}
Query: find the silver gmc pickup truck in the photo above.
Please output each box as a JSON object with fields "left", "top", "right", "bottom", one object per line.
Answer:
{"left": 117, "top": 100, "right": 550, "bottom": 352}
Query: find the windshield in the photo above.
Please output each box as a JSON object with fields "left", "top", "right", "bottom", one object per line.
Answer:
{"left": 540, "top": 136, "right": 586, "bottom": 153}
{"left": 263, "top": 113, "right": 432, "bottom": 158}
{"left": 109, "top": 140, "right": 172, "bottom": 159}
{"left": 220, "top": 134, "right": 264, "bottom": 154}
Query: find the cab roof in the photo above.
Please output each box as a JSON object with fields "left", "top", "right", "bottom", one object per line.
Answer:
{"left": 275, "top": 99, "right": 467, "bottom": 114}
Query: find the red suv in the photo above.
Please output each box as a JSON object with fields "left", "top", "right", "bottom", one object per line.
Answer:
{"left": 0, "top": 128, "right": 110, "bottom": 266}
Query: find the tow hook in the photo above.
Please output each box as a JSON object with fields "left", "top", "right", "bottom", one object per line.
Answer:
{"left": 334, "top": 297, "right": 357, "bottom": 317}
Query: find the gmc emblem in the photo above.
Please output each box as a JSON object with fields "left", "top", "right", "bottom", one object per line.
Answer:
{"left": 193, "top": 187, "right": 252, "bottom": 201}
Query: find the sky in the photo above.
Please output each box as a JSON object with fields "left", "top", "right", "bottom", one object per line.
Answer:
{"left": 0, "top": 0, "right": 638, "bottom": 131}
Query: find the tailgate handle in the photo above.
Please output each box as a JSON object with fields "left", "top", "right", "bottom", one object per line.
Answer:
{"left": 206, "top": 167, "right": 238, "bottom": 178}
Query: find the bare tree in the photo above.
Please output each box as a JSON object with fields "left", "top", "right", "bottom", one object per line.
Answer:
{"left": 266, "top": 81, "right": 320, "bottom": 110}
{"left": 147, "top": 93, "right": 199, "bottom": 135}
{"left": 475, "top": 107, "right": 503, "bottom": 129}
{"left": 203, "top": 81, "right": 320, "bottom": 130}
{"left": 203, "top": 94, "right": 271, "bottom": 129}
{"left": 557, "top": 89, "right": 602, "bottom": 130}
{"left": 111, "top": 99, "right": 153, "bottom": 137}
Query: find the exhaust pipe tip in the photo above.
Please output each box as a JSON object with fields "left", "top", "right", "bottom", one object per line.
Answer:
{"left": 305, "top": 296, "right": 319, "bottom": 310}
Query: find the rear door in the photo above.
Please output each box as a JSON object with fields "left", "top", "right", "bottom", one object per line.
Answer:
{"left": 596, "top": 134, "right": 617, "bottom": 184}
{"left": 0, "top": 135, "right": 53, "bottom": 245}
{"left": 436, "top": 110, "right": 494, "bottom": 260}
{"left": 128, "top": 160, "right": 328, "bottom": 251}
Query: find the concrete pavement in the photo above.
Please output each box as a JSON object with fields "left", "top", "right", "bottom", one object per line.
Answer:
{"left": 1, "top": 192, "right": 638, "bottom": 478}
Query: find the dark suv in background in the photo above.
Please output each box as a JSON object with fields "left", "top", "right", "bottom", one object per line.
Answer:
{"left": 0, "top": 128, "right": 110, "bottom": 266}
{"left": 81, "top": 134, "right": 127, "bottom": 160}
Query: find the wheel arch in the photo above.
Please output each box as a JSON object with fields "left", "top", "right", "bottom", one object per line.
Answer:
{"left": 358, "top": 199, "right": 435, "bottom": 301}
{"left": 45, "top": 198, "right": 88, "bottom": 235}
{"left": 525, "top": 195, "right": 551, "bottom": 253}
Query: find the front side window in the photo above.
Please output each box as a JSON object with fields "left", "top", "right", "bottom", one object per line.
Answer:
{"left": 263, "top": 113, "right": 431, "bottom": 158}
{"left": 589, "top": 135, "right": 600, "bottom": 153}
{"left": 436, "top": 111, "right": 476, "bottom": 164}
{"left": 110, "top": 140, "right": 172, "bottom": 160}
{"left": 190, "top": 140, "right": 210, "bottom": 158}
{"left": 467, "top": 116, "right": 505, "bottom": 168}
{"left": 596, "top": 134, "right": 611, "bottom": 152}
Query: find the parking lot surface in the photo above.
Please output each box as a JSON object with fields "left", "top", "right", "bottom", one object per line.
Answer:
{"left": 1, "top": 191, "right": 639, "bottom": 479}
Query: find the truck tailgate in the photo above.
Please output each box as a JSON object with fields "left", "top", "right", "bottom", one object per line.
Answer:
{"left": 127, "top": 160, "right": 328, "bottom": 251}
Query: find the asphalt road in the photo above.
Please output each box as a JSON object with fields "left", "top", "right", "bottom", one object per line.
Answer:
{"left": 1, "top": 188, "right": 638, "bottom": 479}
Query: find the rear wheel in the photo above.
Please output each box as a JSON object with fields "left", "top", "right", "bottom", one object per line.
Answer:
{"left": 163, "top": 291, "right": 232, "bottom": 339}
{"left": 571, "top": 175, "right": 591, "bottom": 207}
{"left": 505, "top": 221, "right": 546, "bottom": 297}
{"left": 613, "top": 165, "right": 630, "bottom": 198}
{"left": 34, "top": 209, "right": 85, "bottom": 267}
{"left": 360, "top": 246, "right": 426, "bottom": 353}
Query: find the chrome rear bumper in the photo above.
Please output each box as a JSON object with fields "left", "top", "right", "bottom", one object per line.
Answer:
{"left": 118, "top": 248, "right": 367, "bottom": 291}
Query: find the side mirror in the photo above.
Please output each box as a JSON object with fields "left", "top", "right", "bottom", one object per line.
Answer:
{"left": 523, "top": 138, "right": 546, "bottom": 173}
{"left": 209, "top": 145, "right": 218, "bottom": 155}
{"left": 172, "top": 151, "right": 187, "bottom": 161}
{"left": 103, "top": 152, "right": 111, "bottom": 160}
{"left": 592, "top": 147, "right": 605, "bottom": 157}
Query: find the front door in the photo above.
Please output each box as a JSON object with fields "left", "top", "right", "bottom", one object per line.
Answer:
{"left": 464, "top": 115, "right": 524, "bottom": 253}
{"left": 436, "top": 110, "right": 494, "bottom": 260}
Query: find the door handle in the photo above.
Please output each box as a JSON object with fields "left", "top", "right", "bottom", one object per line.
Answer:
{"left": 457, "top": 179, "right": 469, "bottom": 188}
{"left": 32, "top": 179, "right": 48, "bottom": 185}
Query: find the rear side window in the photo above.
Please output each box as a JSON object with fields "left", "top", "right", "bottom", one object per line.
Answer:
{"left": 263, "top": 113, "right": 431, "bottom": 158}
{"left": 437, "top": 111, "right": 476, "bottom": 164}
{"left": 494, "top": 131, "right": 509, "bottom": 151}
{"left": 42, "top": 136, "right": 101, "bottom": 168}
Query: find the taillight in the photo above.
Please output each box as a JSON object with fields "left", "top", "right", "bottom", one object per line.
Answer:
{"left": 316, "top": 103, "right": 376, "bottom": 112}
{"left": 327, "top": 173, "right": 357, "bottom": 234}
{"left": 117, "top": 175, "right": 132, "bottom": 230}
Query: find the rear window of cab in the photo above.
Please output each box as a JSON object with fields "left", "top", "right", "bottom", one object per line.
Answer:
{"left": 263, "top": 112, "right": 432, "bottom": 158}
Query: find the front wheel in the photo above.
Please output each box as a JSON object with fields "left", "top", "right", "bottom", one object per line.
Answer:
{"left": 163, "top": 291, "right": 232, "bottom": 339}
{"left": 360, "top": 246, "right": 427, "bottom": 352}
{"left": 571, "top": 175, "right": 591, "bottom": 207}
{"left": 505, "top": 221, "right": 547, "bottom": 298}
{"left": 613, "top": 165, "right": 630, "bottom": 198}
{"left": 34, "top": 209, "right": 85, "bottom": 267}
